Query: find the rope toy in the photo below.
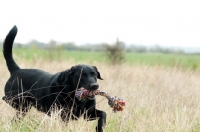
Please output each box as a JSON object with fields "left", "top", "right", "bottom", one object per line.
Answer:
{"left": 75, "top": 88, "right": 125, "bottom": 112}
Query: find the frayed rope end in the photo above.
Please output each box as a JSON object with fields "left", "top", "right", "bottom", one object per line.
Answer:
{"left": 108, "top": 96, "right": 126, "bottom": 112}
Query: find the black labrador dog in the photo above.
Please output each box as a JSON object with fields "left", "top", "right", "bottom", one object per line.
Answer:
{"left": 2, "top": 26, "right": 106, "bottom": 132}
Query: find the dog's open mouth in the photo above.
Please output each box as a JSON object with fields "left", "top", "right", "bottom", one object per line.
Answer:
{"left": 76, "top": 87, "right": 96, "bottom": 101}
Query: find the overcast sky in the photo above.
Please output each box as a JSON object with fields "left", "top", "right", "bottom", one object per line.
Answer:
{"left": 0, "top": 0, "right": 200, "bottom": 47}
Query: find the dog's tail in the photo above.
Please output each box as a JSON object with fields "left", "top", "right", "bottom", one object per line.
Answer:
{"left": 3, "top": 25, "right": 20, "bottom": 74}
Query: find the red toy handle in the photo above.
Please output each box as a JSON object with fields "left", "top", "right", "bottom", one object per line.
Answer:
{"left": 75, "top": 88, "right": 126, "bottom": 112}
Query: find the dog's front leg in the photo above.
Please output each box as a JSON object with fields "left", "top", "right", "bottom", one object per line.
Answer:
{"left": 96, "top": 109, "right": 106, "bottom": 132}
{"left": 86, "top": 109, "right": 106, "bottom": 132}
{"left": 61, "top": 109, "right": 70, "bottom": 123}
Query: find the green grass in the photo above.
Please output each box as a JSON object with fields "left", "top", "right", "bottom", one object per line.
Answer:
{"left": 11, "top": 48, "right": 107, "bottom": 63}
{"left": 1, "top": 48, "right": 200, "bottom": 70}
{"left": 126, "top": 52, "right": 200, "bottom": 70}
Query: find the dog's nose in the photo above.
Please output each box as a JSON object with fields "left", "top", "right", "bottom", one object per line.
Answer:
{"left": 90, "top": 83, "right": 99, "bottom": 90}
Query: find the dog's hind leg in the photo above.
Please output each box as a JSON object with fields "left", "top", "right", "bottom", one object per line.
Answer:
{"left": 11, "top": 101, "right": 32, "bottom": 122}
{"left": 12, "top": 106, "right": 32, "bottom": 122}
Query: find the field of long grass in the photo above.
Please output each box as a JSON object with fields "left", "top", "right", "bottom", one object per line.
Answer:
{"left": 0, "top": 52, "right": 200, "bottom": 132}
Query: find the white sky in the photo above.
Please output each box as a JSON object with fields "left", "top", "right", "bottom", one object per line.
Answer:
{"left": 0, "top": 0, "right": 200, "bottom": 47}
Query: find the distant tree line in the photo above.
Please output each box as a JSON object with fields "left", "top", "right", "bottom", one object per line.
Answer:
{"left": 0, "top": 39, "right": 198, "bottom": 54}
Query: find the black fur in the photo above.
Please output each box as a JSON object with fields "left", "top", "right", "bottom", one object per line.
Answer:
{"left": 2, "top": 26, "right": 106, "bottom": 132}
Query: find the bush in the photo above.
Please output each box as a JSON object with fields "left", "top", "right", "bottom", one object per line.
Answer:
{"left": 103, "top": 39, "right": 125, "bottom": 65}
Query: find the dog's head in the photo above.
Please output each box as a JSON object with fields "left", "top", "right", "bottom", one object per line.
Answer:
{"left": 64, "top": 64, "right": 103, "bottom": 91}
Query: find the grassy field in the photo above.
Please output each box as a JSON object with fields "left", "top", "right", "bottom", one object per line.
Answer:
{"left": 1, "top": 48, "right": 200, "bottom": 70}
{"left": 0, "top": 50, "right": 200, "bottom": 131}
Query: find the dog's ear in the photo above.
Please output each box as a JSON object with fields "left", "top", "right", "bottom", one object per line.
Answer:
{"left": 92, "top": 66, "right": 103, "bottom": 80}
{"left": 62, "top": 66, "right": 75, "bottom": 84}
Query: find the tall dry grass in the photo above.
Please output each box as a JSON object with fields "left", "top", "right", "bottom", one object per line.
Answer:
{"left": 0, "top": 58, "right": 200, "bottom": 132}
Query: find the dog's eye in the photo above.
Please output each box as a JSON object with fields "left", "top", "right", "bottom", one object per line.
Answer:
{"left": 81, "top": 74, "right": 86, "bottom": 79}
{"left": 92, "top": 73, "right": 97, "bottom": 78}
